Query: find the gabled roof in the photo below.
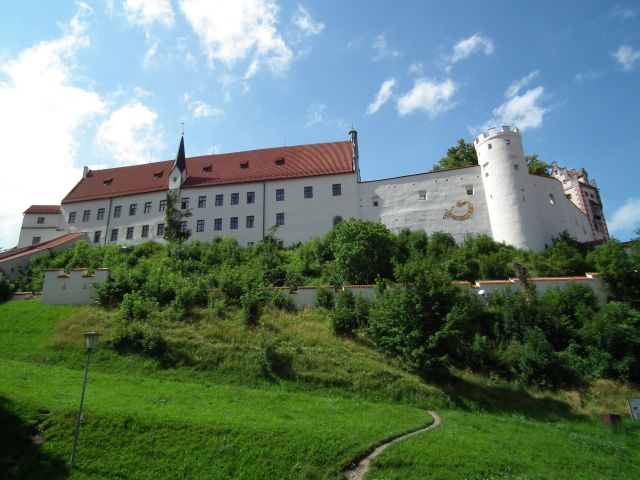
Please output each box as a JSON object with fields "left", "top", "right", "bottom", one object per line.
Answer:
{"left": 62, "top": 140, "right": 354, "bottom": 204}
{"left": 24, "top": 205, "right": 61, "bottom": 214}
{"left": 0, "top": 233, "right": 85, "bottom": 264}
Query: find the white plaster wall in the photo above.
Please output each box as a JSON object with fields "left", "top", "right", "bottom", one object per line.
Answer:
{"left": 18, "top": 213, "right": 65, "bottom": 247}
{"left": 476, "top": 126, "right": 545, "bottom": 251}
{"left": 283, "top": 285, "right": 376, "bottom": 310}
{"left": 358, "top": 168, "right": 492, "bottom": 242}
{"left": 41, "top": 268, "right": 110, "bottom": 305}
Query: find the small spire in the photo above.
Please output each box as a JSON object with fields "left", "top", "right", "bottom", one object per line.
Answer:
{"left": 174, "top": 135, "right": 186, "bottom": 173}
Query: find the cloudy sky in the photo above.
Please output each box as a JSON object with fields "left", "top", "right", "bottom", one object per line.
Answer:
{"left": 1, "top": 0, "right": 639, "bottom": 248}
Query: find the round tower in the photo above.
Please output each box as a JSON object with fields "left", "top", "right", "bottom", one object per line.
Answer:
{"left": 475, "top": 126, "right": 545, "bottom": 251}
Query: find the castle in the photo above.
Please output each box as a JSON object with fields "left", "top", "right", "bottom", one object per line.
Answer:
{"left": 15, "top": 126, "right": 608, "bottom": 259}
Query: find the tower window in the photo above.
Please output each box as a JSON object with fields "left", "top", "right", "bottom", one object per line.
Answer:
{"left": 37, "top": 217, "right": 45, "bottom": 224}
{"left": 466, "top": 185, "right": 474, "bottom": 195}
{"left": 418, "top": 191, "right": 427, "bottom": 201}
{"left": 488, "top": 144, "right": 492, "bottom": 150}
{"left": 549, "top": 194, "right": 555, "bottom": 205}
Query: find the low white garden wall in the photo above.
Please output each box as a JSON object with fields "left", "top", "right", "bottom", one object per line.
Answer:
{"left": 40, "top": 268, "right": 110, "bottom": 305}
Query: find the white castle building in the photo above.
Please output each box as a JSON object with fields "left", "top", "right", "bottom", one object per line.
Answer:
{"left": 17, "top": 126, "right": 608, "bottom": 254}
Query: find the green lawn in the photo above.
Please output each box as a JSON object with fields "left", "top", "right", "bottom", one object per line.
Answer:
{"left": 0, "top": 301, "right": 429, "bottom": 479}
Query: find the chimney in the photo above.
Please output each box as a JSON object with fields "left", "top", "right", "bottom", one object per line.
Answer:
{"left": 349, "top": 127, "right": 360, "bottom": 182}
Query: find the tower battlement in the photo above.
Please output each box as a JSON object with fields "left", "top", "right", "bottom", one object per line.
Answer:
{"left": 475, "top": 125, "right": 520, "bottom": 145}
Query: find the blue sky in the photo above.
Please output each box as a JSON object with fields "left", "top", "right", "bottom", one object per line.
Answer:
{"left": 1, "top": 0, "right": 639, "bottom": 248}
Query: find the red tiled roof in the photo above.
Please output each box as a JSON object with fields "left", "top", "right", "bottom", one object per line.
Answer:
{"left": 62, "top": 141, "right": 354, "bottom": 204}
{"left": 0, "top": 233, "right": 85, "bottom": 264}
{"left": 24, "top": 205, "right": 61, "bottom": 214}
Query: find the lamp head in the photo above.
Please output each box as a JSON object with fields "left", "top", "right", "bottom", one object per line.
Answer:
{"left": 84, "top": 331, "right": 100, "bottom": 350}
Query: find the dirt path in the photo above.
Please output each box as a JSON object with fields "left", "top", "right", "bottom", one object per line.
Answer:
{"left": 344, "top": 410, "right": 442, "bottom": 480}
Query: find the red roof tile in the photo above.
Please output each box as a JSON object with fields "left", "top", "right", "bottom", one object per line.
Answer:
{"left": 0, "top": 233, "right": 85, "bottom": 264}
{"left": 62, "top": 141, "right": 354, "bottom": 204}
{"left": 24, "top": 205, "right": 61, "bottom": 214}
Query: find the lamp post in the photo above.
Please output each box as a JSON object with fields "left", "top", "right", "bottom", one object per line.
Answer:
{"left": 70, "top": 331, "right": 99, "bottom": 466}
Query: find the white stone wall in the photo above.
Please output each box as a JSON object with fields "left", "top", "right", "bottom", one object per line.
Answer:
{"left": 18, "top": 213, "right": 65, "bottom": 247}
{"left": 272, "top": 285, "right": 376, "bottom": 310}
{"left": 41, "top": 268, "right": 110, "bottom": 305}
{"left": 359, "top": 168, "right": 492, "bottom": 241}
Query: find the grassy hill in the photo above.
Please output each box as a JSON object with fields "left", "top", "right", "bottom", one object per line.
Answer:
{"left": 1, "top": 300, "right": 639, "bottom": 479}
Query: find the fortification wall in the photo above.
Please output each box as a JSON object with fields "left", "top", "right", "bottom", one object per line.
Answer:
{"left": 40, "top": 268, "right": 110, "bottom": 305}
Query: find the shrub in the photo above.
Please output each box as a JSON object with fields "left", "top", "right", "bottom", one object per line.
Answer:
{"left": 241, "top": 290, "right": 264, "bottom": 327}
{"left": 107, "top": 320, "right": 167, "bottom": 358}
{"left": 331, "top": 289, "right": 357, "bottom": 336}
{"left": 256, "top": 336, "right": 294, "bottom": 379}
{"left": 271, "top": 290, "right": 294, "bottom": 312}
{"left": 0, "top": 279, "right": 12, "bottom": 303}
{"left": 118, "top": 291, "right": 160, "bottom": 323}
{"left": 218, "top": 265, "right": 245, "bottom": 300}
{"left": 315, "top": 287, "right": 334, "bottom": 309}
{"left": 354, "top": 295, "right": 371, "bottom": 327}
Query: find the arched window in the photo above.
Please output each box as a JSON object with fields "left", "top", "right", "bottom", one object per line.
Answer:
{"left": 332, "top": 216, "right": 343, "bottom": 228}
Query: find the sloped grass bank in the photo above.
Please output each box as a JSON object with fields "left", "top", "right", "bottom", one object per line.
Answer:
{"left": 365, "top": 409, "right": 640, "bottom": 479}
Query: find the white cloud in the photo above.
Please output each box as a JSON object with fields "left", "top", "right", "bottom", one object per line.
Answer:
{"left": 190, "top": 100, "right": 224, "bottom": 118}
{"left": 450, "top": 33, "right": 494, "bottom": 63}
{"left": 142, "top": 34, "right": 160, "bottom": 68}
{"left": 292, "top": 5, "right": 324, "bottom": 37}
{"left": 372, "top": 34, "right": 401, "bottom": 61}
{"left": 610, "top": 5, "right": 638, "bottom": 19}
{"left": 609, "top": 198, "right": 640, "bottom": 233}
{"left": 574, "top": 70, "right": 602, "bottom": 85}
{"left": 95, "top": 101, "right": 165, "bottom": 165}
{"left": 0, "top": 5, "right": 106, "bottom": 248}
{"left": 123, "top": 0, "right": 175, "bottom": 27}
{"left": 305, "top": 102, "right": 326, "bottom": 126}
{"left": 483, "top": 72, "right": 548, "bottom": 131}
{"left": 612, "top": 44, "right": 640, "bottom": 71}
{"left": 396, "top": 78, "right": 457, "bottom": 117}
{"left": 179, "top": 0, "right": 293, "bottom": 77}
{"left": 408, "top": 62, "right": 424, "bottom": 75}
{"left": 366, "top": 78, "right": 396, "bottom": 115}
{"left": 505, "top": 70, "right": 539, "bottom": 97}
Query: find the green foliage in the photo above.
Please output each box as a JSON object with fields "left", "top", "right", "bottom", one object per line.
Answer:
{"left": 107, "top": 319, "right": 167, "bottom": 357}
{"left": 588, "top": 239, "right": 640, "bottom": 307}
{"left": 241, "top": 290, "right": 264, "bottom": 326}
{"left": 256, "top": 336, "right": 294, "bottom": 378}
{"left": 432, "top": 138, "right": 478, "bottom": 171}
{"left": 534, "top": 232, "right": 592, "bottom": 276}
{"left": 117, "top": 291, "right": 160, "bottom": 323}
{"left": 315, "top": 287, "right": 334, "bottom": 309}
{"left": 354, "top": 295, "right": 371, "bottom": 327}
{"left": 526, "top": 153, "right": 552, "bottom": 176}
{"left": 0, "top": 279, "right": 12, "bottom": 303}
{"left": 330, "top": 219, "right": 396, "bottom": 284}
{"left": 330, "top": 289, "right": 357, "bottom": 335}
{"left": 271, "top": 290, "right": 294, "bottom": 312}
{"left": 163, "top": 190, "right": 192, "bottom": 244}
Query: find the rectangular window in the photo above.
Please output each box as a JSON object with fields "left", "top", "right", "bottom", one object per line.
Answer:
{"left": 466, "top": 185, "right": 474, "bottom": 196}
{"left": 126, "top": 227, "right": 134, "bottom": 239}
{"left": 549, "top": 193, "right": 555, "bottom": 205}
{"left": 247, "top": 191, "right": 255, "bottom": 204}
{"left": 37, "top": 217, "right": 45, "bottom": 224}
{"left": 97, "top": 208, "right": 105, "bottom": 220}
{"left": 144, "top": 201, "right": 152, "bottom": 214}
{"left": 231, "top": 193, "right": 239, "bottom": 205}
{"left": 181, "top": 197, "right": 189, "bottom": 209}
{"left": 83, "top": 210, "right": 91, "bottom": 222}
{"left": 332, "top": 183, "right": 341, "bottom": 196}
{"left": 68, "top": 212, "right": 76, "bottom": 223}
{"left": 114, "top": 206, "right": 121, "bottom": 218}
{"left": 276, "top": 212, "right": 284, "bottom": 226}
{"left": 246, "top": 215, "right": 254, "bottom": 228}
{"left": 230, "top": 217, "right": 238, "bottom": 229}
{"left": 215, "top": 194, "right": 223, "bottom": 206}
{"left": 247, "top": 241, "right": 254, "bottom": 247}
{"left": 93, "top": 231, "right": 101, "bottom": 244}
{"left": 196, "top": 219, "right": 205, "bottom": 232}
{"left": 304, "top": 186, "right": 313, "bottom": 199}
{"left": 179, "top": 221, "right": 188, "bottom": 233}
{"left": 214, "top": 218, "right": 222, "bottom": 231}
{"left": 129, "top": 204, "right": 137, "bottom": 216}
{"left": 276, "top": 188, "right": 285, "bottom": 201}
{"left": 418, "top": 191, "right": 427, "bottom": 201}
{"left": 159, "top": 200, "right": 167, "bottom": 212}
{"left": 157, "top": 223, "right": 164, "bottom": 236}
{"left": 141, "top": 225, "right": 149, "bottom": 238}
{"left": 32, "top": 236, "right": 41, "bottom": 245}
{"left": 198, "top": 196, "right": 206, "bottom": 208}
{"left": 110, "top": 228, "right": 118, "bottom": 241}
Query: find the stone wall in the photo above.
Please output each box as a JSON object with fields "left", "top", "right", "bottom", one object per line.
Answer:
{"left": 40, "top": 268, "right": 110, "bottom": 305}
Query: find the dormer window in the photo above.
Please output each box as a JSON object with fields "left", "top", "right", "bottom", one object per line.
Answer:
{"left": 275, "top": 158, "right": 285, "bottom": 166}
{"left": 153, "top": 171, "right": 163, "bottom": 179}
{"left": 103, "top": 178, "right": 113, "bottom": 186}
{"left": 202, "top": 165, "right": 212, "bottom": 173}
{"left": 240, "top": 162, "right": 249, "bottom": 169}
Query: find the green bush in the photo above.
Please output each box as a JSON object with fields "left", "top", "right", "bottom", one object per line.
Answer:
{"left": 315, "top": 287, "right": 334, "bottom": 309}
{"left": 241, "top": 290, "right": 264, "bottom": 327}
{"left": 330, "top": 289, "right": 357, "bottom": 336}
{"left": 0, "top": 279, "right": 12, "bottom": 303}
{"left": 117, "top": 291, "right": 160, "bottom": 323}
{"left": 354, "top": 295, "right": 371, "bottom": 327}
{"left": 256, "top": 336, "right": 294, "bottom": 379}
{"left": 271, "top": 290, "right": 294, "bottom": 312}
{"left": 107, "top": 320, "right": 167, "bottom": 358}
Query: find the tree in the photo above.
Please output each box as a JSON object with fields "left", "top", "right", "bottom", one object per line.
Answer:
{"left": 330, "top": 220, "right": 396, "bottom": 284}
{"left": 526, "top": 154, "right": 551, "bottom": 176}
{"left": 432, "top": 139, "right": 478, "bottom": 171}
{"left": 163, "top": 190, "right": 192, "bottom": 244}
